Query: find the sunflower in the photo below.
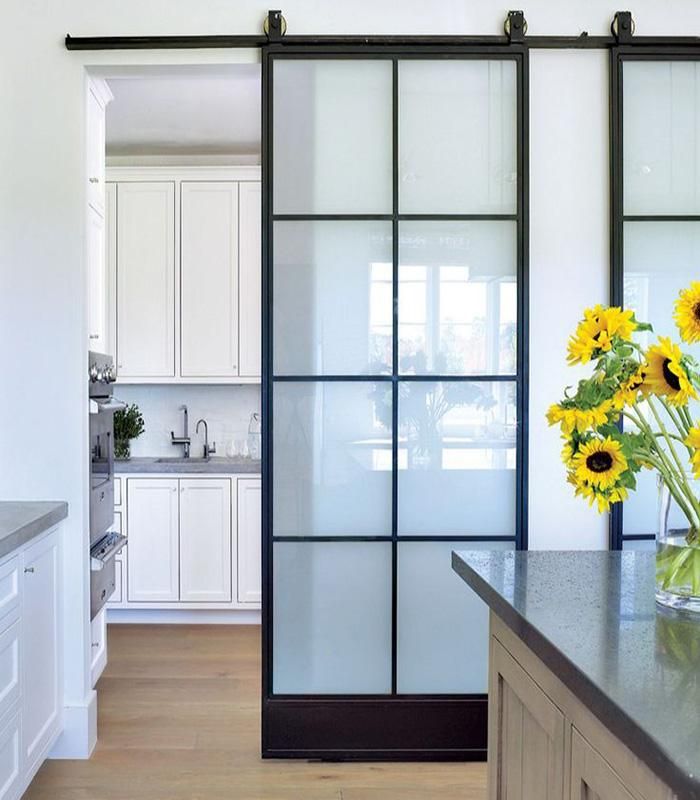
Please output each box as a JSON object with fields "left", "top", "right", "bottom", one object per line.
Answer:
{"left": 572, "top": 474, "right": 629, "bottom": 513}
{"left": 642, "top": 337, "right": 698, "bottom": 406}
{"left": 567, "top": 305, "right": 637, "bottom": 365}
{"left": 561, "top": 439, "right": 576, "bottom": 467}
{"left": 674, "top": 282, "right": 700, "bottom": 344}
{"left": 547, "top": 399, "right": 617, "bottom": 436}
{"left": 573, "top": 436, "right": 628, "bottom": 490}
{"left": 611, "top": 365, "right": 646, "bottom": 409}
{"left": 685, "top": 426, "right": 700, "bottom": 478}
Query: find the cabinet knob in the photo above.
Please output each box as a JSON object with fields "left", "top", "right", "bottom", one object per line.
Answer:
{"left": 92, "top": 642, "right": 100, "bottom": 648}
{"left": 89, "top": 177, "right": 100, "bottom": 184}
{"left": 89, "top": 334, "right": 99, "bottom": 340}
{"left": 24, "top": 567, "right": 34, "bottom": 574}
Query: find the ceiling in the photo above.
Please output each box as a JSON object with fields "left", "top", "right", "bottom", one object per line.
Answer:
{"left": 106, "top": 66, "right": 261, "bottom": 157}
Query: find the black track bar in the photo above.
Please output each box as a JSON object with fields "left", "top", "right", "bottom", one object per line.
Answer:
{"left": 64, "top": 33, "right": 700, "bottom": 52}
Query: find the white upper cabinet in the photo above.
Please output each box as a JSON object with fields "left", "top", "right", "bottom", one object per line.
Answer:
{"left": 107, "top": 168, "right": 260, "bottom": 383}
{"left": 179, "top": 479, "right": 232, "bottom": 603}
{"left": 238, "top": 182, "right": 262, "bottom": 377}
{"left": 237, "top": 478, "right": 261, "bottom": 604}
{"left": 181, "top": 183, "right": 239, "bottom": 377}
{"left": 116, "top": 182, "right": 176, "bottom": 378}
{"left": 86, "top": 79, "right": 112, "bottom": 217}
{"left": 127, "top": 479, "right": 179, "bottom": 602}
{"left": 87, "top": 206, "right": 106, "bottom": 352}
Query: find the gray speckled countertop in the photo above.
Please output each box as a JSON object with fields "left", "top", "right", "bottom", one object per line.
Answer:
{"left": 452, "top": 549, "right": 700, "bottom": 800}
{"left": 115, "top": 456, "right": 260, "bottom": 475}
{"left": 0, "top": 501, "right": 68, "bottom": 560}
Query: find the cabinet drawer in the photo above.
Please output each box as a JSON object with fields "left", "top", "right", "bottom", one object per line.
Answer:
{"left": 114, "top": 478, "right": 122, "bottom": 506}
{"left": 111, "top": 559, "right": 123, "bottom": 604}
{"left": 0, "top": 561, "right": 19, "bottom": 631}
{"left": 0, "top": 621, "right": 20, "bottom": 727}
{"left": 0, "top": 712, "right": 20, "bottom": 800}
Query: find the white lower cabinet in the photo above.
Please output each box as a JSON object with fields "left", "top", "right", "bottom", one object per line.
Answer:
{"left": 180, "top": 479, "right": 232, "bottom": 602}
{"left": 21, "top": 531, "right": 61, "bottom": 778}
{"left": 237, "top": 479, "right": 261, "bottom": 604}
{"left": 90, "top": 609, "right": 107, "bottom": 687}
{"left": 113, "top": 475, "right": 260, "bottom": 611}
{"left": 127, "top": 479, "right": 179, "bottom": 602}
{"left": 0, "top": 713, "right": 21, "bottom": 800}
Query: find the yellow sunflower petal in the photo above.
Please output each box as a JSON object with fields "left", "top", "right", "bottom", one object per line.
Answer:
{"left": 674, "top": 281, "right": 700, "bottom": 344}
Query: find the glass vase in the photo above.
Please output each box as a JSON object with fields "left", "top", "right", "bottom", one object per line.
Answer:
{"left": 114, "top": 439, "right": 131, "bottom": 460}
{"left": 656, "top": 474, "right": 700, "bottom": 613}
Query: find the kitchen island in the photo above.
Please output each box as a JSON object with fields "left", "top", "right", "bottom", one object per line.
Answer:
{"left": 453, "top": 550, "right": 694, "bottom": 800}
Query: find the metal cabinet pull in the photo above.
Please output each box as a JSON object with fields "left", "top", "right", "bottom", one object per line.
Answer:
{"left": 24, "top": 567, "right": 34, "bottom": 574}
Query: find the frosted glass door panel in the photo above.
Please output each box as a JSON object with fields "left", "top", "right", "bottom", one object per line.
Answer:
{"left": 273, "top": 541, "right": 392, "bottom": 694}
{"left": 273, "top": 381, "right": 392, "bottom": 536}
{"left": 274, "top": 221, "right": 393, "bottom": 375}
{"left": 398, "top": 540, "right": 513, "bottom": 693}
{"left": 398, "top": 381, "right": 516, "bottom": 535}
{"left": 624, "top": 61, "right": 700, "bottom": 214}
{"left": 624, "top": 222, "right": 700, "bottom": 342}
{"left": 399, "top": 60, "right": 517, "bottom": 214}
{"left": 273, "top": 60, "right": 392, "bottom": 214}
{"left": 398, "top": 221, "right": 517, "bottom": 375}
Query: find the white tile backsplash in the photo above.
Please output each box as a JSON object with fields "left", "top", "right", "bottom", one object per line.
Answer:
{"left": 116, "top": 384, "right": 260, "bottom": 458}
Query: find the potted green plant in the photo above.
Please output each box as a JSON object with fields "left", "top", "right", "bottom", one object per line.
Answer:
{"left": 113, "top": 403, "right": 145, "bottom": 460}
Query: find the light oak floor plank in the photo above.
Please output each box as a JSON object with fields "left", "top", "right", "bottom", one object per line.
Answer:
{"left": 25, "top": 625, "right": 486, "bottom": 800}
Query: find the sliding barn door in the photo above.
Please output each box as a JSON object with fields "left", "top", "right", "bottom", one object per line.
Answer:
{"left": 262, "top": 45, "right": 527, "bottom": 759}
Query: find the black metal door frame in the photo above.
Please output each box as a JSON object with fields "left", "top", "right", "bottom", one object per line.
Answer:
{"left": 609, "top": 43, "right": 700, "bottom": 550}
{"left": 261, "top": 41, "right": 528, "bottom": 760}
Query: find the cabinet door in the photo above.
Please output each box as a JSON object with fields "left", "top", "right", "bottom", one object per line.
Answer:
{"left": 87, "top": 206, "right": 106, "bottom": 351}
{"left": 237, "top": 478, "right": 261, "bottom": 604}
{"left": 22, "top": 530, "right": 61, "bottom": 774}
{"left": 180, "top": 479, "right": 232, "bottom": 602}
{"left": 0, "top": 712, "right": 21, "bottom": 800}
{"left": 86, "top": 82, "right": 107, "bottom": 216}
{"left": 90, "top": 608, "right": 107, "bottom": 687}
{"left": 238, "top": 181, "right": 261, "bottom": 378}
{"left": 127, "top": 479, "right": 179, "bottom": 602}
{"left": 571, "top": 729, "right": 639, "bottom": 800}
{"left": 489, "top": 638, "right": 566, "bottom": 800}
{"left": 117, "top": 182, "right": 175, "bottom": 378}
{"left": 181, "top": 182, "right": 239, "bottom": 377}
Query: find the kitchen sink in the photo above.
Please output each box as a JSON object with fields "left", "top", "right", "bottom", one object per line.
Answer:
{"left": 155, "top": 457, "right": 211, "bottom": 464}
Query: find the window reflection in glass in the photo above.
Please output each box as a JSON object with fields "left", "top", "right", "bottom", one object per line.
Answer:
{"left": 397, "top": 381, "right": 516, "bottom": 535}
{"left": 396, "top": 221, "right": 517, "bottom": 375}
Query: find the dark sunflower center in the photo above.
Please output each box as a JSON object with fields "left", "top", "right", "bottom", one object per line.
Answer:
{"left": 586, "top": 452, "right": 613, "bottom": 473}
{"left": 694, "top": 302, "right": 700, "bottom": 322}
{"left": 662, "top": 358, "right": 682, "bottom": 392}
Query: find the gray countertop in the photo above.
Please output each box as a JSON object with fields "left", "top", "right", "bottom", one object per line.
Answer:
{"left": 452, "top": 549, "right": 700, "bottom": 800}
{"left": 0, "top": 501, "right": 68, "bottom": 560}
{"left": 115, "top": 456, "right": 261, "bottom": 475}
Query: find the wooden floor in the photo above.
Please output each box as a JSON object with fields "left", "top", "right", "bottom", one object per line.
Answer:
{"left": 26, "top": 625, "right": 486, "bottom": 800}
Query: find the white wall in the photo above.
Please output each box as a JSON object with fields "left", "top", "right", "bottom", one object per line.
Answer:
{"left": 5, "top": 0, "right": 700, "bottom": 756}
{"left": 117, "top": 384, "right": 259, "bottom": 458}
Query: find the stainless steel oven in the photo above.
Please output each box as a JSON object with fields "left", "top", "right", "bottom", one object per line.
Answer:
{"left": 89, "top": 351, "right": 127, "bottom": 618}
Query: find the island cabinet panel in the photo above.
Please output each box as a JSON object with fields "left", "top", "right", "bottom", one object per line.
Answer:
{"left": 571, "top": 729, "right": 637, "bottom": 800}
{"left": 489, "top": 616, "right": 678, "bottom": 800}
{"left": 489, "top": 638, "right": 565, "bottom": 800}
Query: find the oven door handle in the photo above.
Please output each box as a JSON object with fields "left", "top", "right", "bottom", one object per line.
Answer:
{"left": 90, "top": 397, "right": 127, "bottom": 414}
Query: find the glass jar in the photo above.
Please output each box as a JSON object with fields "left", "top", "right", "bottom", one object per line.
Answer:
{"left": 656, "top": 474, "right": 700, "bottom": 613}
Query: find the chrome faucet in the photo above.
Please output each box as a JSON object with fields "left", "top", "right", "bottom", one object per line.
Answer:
{"left": 171, "top": 405, "right": 191, "bottom": 458}
{"left": 195, "top": 419, "right": 216, "bottom": 459}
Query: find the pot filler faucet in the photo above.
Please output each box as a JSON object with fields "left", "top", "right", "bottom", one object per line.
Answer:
{"left": 171, "top": 404, "right": 191, "bottom": 458}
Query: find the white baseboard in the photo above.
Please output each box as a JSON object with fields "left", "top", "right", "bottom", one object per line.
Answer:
{"left": 49, "top": 690, "right": 97, "bottom": 759}
{"left": 107, "top": 608, "right": 261, "bottom": 625}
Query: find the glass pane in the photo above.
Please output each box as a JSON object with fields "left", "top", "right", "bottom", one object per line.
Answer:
{"left": 622, "top": 469, "right": 658, "bottom": 538}
{"left": 398, "top": 221, "right": 517, "bottom": 375}
{"left": 398, "top": 381, "right": 516, "bottom": 535}
{"left": 273, "top": 60, "right": 392, "bottom": 214}
{"left": 624, "top": 61, "right": 700, "bottom": 214}
{"left": 624, "top": 221, "right": 700, "bottom": 344}
{"left": 273, "top": 381, "right": 392, "bottom": 536}
{"left": 273, "top": 541, "right": 392, "bottom": 694}
{"left": 399, "top": 60, "right": 517, "bottom": 214}
{"left": 274, "top": 221, "right": 393, "bottom": 375}
{"left": 398, "top": 540, "right": 513, "bottom": 694}
{"left": 622, "top": 538, "right": 655, "bottom": 552}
